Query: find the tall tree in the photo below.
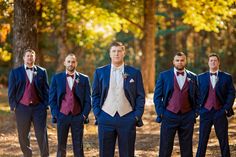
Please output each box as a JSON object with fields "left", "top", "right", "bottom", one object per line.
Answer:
{"left": 93, "top": 0, "right": 156, "bottom": 93}
{"left": 141, "top": 0, "right": 156, "bottom": 93}
{"left": 13, "top": 0, "right": 38, "bottom": 67}
{"left": 56, "top": 0, "right": 69, "bottom": 72}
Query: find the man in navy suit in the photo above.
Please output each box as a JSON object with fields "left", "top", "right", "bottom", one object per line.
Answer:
{"left": 196, "top": 53, "right": 235, "bottom": 157}
{"left": 92, "top": 41, "right": 145, "bottom": 157}
{"left": 153, "top": 52, "right": 198, "bottom": 157}
{"left": 8, "top": 49, "right": 49, "bottom": 157}
{"left": 49, "top": 53, "right": 91, "bottom": 157}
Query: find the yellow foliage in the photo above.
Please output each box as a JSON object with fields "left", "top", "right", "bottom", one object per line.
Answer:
{"left": 0, "top": 24, "right": 11, "bottom": 43}
{"left": 0, "top": 48, "right": 11, "bottom": 62}
{"left": 168, "top": 0, "right": 236, "bottom": 32}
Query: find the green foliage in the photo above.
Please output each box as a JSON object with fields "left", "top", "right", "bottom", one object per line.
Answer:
{"left": 1, "top": 0, "right": 236, "bottom": 85}
{"left": 156, "top": 25, "right": 190, "bottom": 37}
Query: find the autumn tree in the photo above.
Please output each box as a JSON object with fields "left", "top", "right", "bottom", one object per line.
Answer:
{"left": 13, "top": 0, "right": 38, "bottom": 67}
{"left": 169, "top": 0, "right": 236, "bottom": 32}
{"left": 0, "top": 0, "right": 13, "bottom": 62}
{"left": 56, "top": 0, "right": 69, "bottom": 72}
{"left": 141, "top": 0, "right": 156, "bottom": 93}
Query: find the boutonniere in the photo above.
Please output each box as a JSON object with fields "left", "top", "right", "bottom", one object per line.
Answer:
{"left": 33, "top": 71, "right": 37, "bottom": 76}
{"left": 122, "top": 72, "right": 129, "bottom": 79}
{"left": 75, "top": 77, "right": 80, "bottom": 84}
{"left": 187, "top": 77, "right": 191, "bottom": 82}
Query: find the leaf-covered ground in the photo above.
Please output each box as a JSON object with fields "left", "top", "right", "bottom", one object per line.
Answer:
{"left": 1, "top": 89, "right": 236, "bottom": 157}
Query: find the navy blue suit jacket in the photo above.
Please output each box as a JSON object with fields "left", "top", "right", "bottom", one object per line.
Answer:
{"left": 92, "top": 64, "right": 145, "bottom": 127}
{"left": 153, "top": 68, "right": 198, "bottom": 122}
{"left": 198, "top": 71, "right": 235, "bottom": 116}
{"left": 49, "top": 72, "right": 91, "bottom": 121}
{"left": 8, "top": 65, "right": 49, "bottom": 110}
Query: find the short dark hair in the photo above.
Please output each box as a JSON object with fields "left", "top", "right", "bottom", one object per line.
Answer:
{"left": 109, "top": 41, "right": 125, "bottom": 51}
{"left": 208, "top": 53, "right": 220, "bottom": 61}
{"left": 23, "top": 48, "right": 36, "bottom": 56}
{"left": 174, "top": 52, "right": 186, "bottom": 57}
{"left": 66, "top": 53, "right": 76, "bottom": 58}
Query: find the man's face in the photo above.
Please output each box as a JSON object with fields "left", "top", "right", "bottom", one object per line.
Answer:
{"left": 109, "top": 46, "right": 125, "bottom": 66}
{"left": 23, "top": 51, "right": 36, "bottom": 66}
{"left": 173, "top": 55, "right": 187, "bottom": 71}
{"left": 64, "top": 55, "right": 77, "bottom": 72}
{"left": 208, "top": 56, "right": 220, "bottom": 71}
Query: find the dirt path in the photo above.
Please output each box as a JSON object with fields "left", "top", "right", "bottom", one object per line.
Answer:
{"left": 0, "top": 91, "right": 236, "bottom": 156}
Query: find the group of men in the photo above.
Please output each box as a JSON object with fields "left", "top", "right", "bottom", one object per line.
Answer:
{"left": 8, "top": 41, "right": 235, "bottom": 157}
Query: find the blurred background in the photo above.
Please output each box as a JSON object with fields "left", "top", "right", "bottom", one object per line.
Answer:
{"left": 0, "top": 0, "right": 236, "bottom": 93}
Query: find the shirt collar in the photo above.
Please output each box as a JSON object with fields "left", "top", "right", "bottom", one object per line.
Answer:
{"left": 66, "top": 71, "right": 76, "bottom": 78}
{"left": 209, "top": 70, "right": 219, "bottom": 74}
{"left": 174, "top": 67, "right": 186, "bottom": 76}
{"left": 111, "top": 64, "right": 124, "bottom": 73}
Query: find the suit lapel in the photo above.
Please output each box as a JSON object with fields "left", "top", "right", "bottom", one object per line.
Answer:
{"left": 104, "top": 65, "right": 111, "bottom": 97}
{"left": 32, "top": 66, "right": 38, "bottom": 85}
{"left": 61, "top": 72, "right": 67, "bottom": 93}
{"left": 20, "top": 66, "right": 27, "bottom": 85}
{"left": 215, "top": 71, "right": 221, "bottom": 91}
{"left": 186, "top": 70, "right": 192, "bottom": 89}
{"left": 206, "top": 72, "right": 210, "bottom": 89}
{"left": 170, "top": 68, "right": 175, "bottom": 90}
{"left": 123, "top": 65, "right": 131, "bottom": 93}
{"left": 20, "top": 65, "right": 27, "bottom": 83}
{"left": 74, "top": 72, "right": 80, "bottom": 97}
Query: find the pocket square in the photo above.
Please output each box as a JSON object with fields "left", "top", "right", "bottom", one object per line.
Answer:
{"left": 129, "top": 79, "right": 135, "bottom": 83}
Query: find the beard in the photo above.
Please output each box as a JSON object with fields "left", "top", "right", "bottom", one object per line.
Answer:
{"left": 66, "top": 66, "right": 75, "bottom": 72}
{"left": 174, "top": 65, "right": 185, "bottom": 71}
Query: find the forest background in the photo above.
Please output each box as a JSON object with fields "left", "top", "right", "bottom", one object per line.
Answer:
{"left": 0, "top": 0, "right": 236, "bottom": 93}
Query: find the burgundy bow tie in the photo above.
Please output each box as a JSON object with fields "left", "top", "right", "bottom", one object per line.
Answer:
{"left": 66, "top": 74, "right": 74, "bottom": 78}
{"left": 177, "top": 71, "right": 184, "bottom": 76}
{"left": 26, "top": 67, "right": 33, "bottom": 71}
{"left": 210, "top": 73, "right": 217, "bottom": 76}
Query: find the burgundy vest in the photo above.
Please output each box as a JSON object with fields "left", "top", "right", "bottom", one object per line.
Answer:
{"left": 204, "top": 82, "right": 221, "bottom": 111}
{"left": 20, "top": 74, "right": 40, "bottom": 106}
{"left": 167, "top": 76, "right": 191, "bottom": 114}
{"left": 60, "top": 80, "right": 81, "bottom": 115}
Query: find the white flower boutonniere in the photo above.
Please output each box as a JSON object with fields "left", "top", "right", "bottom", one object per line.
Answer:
{"left": 187, "top": 77, "right": 191, "bottom": 82}
{"left": 122, "top": 73, "right": 129, "bottom": 79}
{"left": 33, "top": 71, "right": 37, "bottom": 76}
{"left": 75, "top": 77, "right": 80, "bottom": 84}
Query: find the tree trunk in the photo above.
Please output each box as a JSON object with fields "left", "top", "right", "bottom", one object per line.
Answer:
{"left": 141, "top": 0, "right": 156, "bottom": 94}
{"left": 56, "top": 0, "right": 69, "bottom": 72}
{"left": 13, "top": 0, "right": 38, "bottom": 68}
{"left": 36, "top": 0, "right": 44, "bottom": 66}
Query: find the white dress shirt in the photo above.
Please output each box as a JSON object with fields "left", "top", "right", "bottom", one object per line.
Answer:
{"left": 24, "top": 65, "right": 35, "bottom": 83}
{"left": 174, "top": 68, "right": 187, "bottom": 90}
{"left": 210, "top": 71, "right": 218, "bottom": 89}
{"left": 66, "top": 72, "right": 75, "bottom": 90}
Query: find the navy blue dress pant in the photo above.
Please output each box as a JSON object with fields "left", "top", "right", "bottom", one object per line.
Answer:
{"left": 159, "top": 110, "right": 195, "bottom": 157}
{"left": 98, "top": 111, "right": 136, "bottom": 157}
{"left": 15, "top": 103, "right": 49, "bottom": 157}
{"left": 56, "top": 112, "right": 84, "bottom": 157}
{"left": 196, "top": 108, "right": 230, "bottom": 157}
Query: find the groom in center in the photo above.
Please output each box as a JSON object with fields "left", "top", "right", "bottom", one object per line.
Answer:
{"left": 92, "top": 41, "right": 145, "bottom": 157}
